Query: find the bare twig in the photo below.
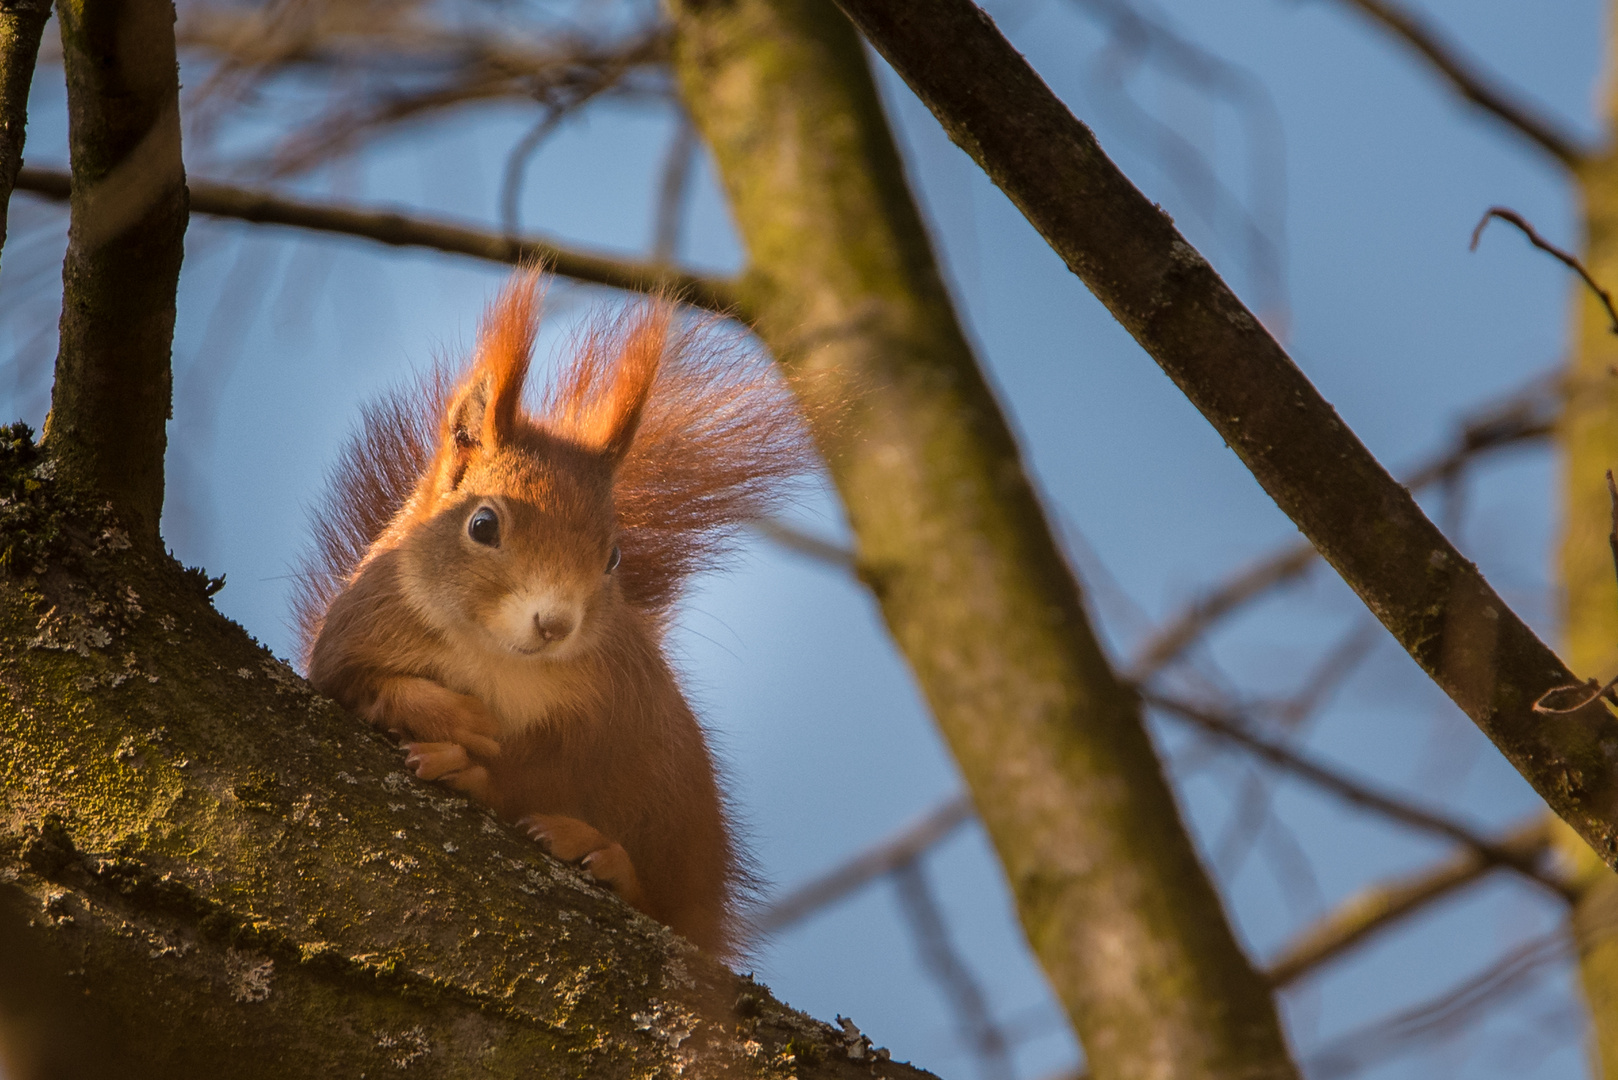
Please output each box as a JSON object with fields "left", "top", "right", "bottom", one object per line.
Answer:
{"left": 1302, "top": 928, "right": 1572, "bottom": 1078}
{"left": 652, "top": 113, "right": 700, "bottom": 264}
{"left": 1472, "top": 207, "right": 1618, "bottom": 334}
{"left": 1066, "top": 0, "right": 1289, "bottom": 324}
{"left": 499, "top": 109, "right": 567, "bottom": 236}
{"left": 1264, "top": 817, "right": 1560, "bottom": 986}
{"left": 1213, "top": 622, "right": 1380, "bottom": 878}
{"left": 179, "top": 15, "right": 672, "bottom": 176}
{"left": 1147, "top": 692, "right": 1574, "bottom": 900}
{"left": 11, "top": 168, "right": 744, "bottom": 317}
{"left": 751, "top": 518, "right": 857, "bottom": 569}
{"left": 891, "top": 861, "right": 1014, "bottom": 1080}
{"left": 748, "top": 796, "right": 974, "bottom": 937}
{"left": 1324, "top": 0, "right": 1587, "bottom": 168}
{"left": 1127, "top": 371, "right": 1559, "bottom": 680}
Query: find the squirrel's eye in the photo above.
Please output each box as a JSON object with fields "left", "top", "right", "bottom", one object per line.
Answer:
{"left": 468, "top": 507, "right": 500, "bottom": 547}
{"left": 605, "top": 545, "right": 621, "bottom": 574}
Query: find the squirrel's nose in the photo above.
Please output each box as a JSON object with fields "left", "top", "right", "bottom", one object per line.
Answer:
{"left": 533, "top": 613, "right": 576, "bottom": 643}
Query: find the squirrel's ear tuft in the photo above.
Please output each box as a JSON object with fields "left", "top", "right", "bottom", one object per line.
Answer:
{"left": 547, "top": 303, "right": 668, "bottom": 466}
{"left": 430, "top": 269, "right": 542, "bottom": 491}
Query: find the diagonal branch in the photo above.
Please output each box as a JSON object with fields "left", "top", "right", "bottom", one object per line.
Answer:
{"left": 748, "top": 795, "right": 973, "bottom": 937}
{"left": 1323, "top": 0, "right": 1588, "bottom": 169}
{"left": 832, "top": 0, "right": 1618, "bottom": 866}
{"left": 12, "top": 168, "right": 744, "bottom": 317}
{"left": 1127, "top": 369, "right": 1559, "bottom": 679}
{"left": 1264, "top": 816, "right": 1561, "bottom": 987}
{"left": 1147, "top": 692, "right": 1574, "bottom": 900}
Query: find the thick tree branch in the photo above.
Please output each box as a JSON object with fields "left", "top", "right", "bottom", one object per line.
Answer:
{"left": 669, "top": 3, "right": 1299, "bottom": 1078}
{"left": 1322, "top": 0, "right": 1588, "bottom": 169}
{"left": 834, "top": 0, "right": 1618, "bottom": 867}
{"left": 0, "top": 439, "right": 930, "bottom": 1078}
{"left": 0, "top": 0, "right": 49, "bottom": 270}
{"left": 41, "top": 0, "right": 188, "bottom": 548}
{"left": 1264, "top": 817, "right": 1560, "bottom": 987}
{"left": 13, "top": 168, "right": 744, "bottom": 317}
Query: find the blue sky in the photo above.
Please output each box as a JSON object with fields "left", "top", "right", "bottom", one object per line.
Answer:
{"left": 0, "top": 1, "right": 1608, "bottom": 1076}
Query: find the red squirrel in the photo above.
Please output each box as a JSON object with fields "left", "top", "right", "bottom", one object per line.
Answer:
{"left": 295, "top": 271, "right": 812, "bottom": 955}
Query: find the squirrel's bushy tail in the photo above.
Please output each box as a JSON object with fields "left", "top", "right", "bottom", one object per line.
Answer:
{"left": 291, "top": 281, "right": 817, "bottom": 663}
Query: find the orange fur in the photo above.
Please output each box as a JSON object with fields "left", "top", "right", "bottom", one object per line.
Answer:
{"left": 295, "top": 270, "right": 814, "bottom": 956}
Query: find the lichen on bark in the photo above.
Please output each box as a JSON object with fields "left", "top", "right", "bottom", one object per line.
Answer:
{"left": 0, "top": 428, "right": 934, "bottom": 1079}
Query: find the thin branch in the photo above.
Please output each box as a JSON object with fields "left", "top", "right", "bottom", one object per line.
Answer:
{"left": 1303, "top": 928, "right": 1572, "bottom": 1078}
{"left": 499, "top": 108, "right": 567, "bottom": 236}
{"left": 1472, "top": 206, "right": 1618, "bottom": 334}
{"left": 748, "top": 795, "right": 974, "bottom": 937}
{"left": 1065, "top": 0, "right": 1290, "bottom": 325}
{"left": 1147, "top": 692, "right": 1575, "bottom": 901}
{"left": 891, "top": 860, "right": 1014, "bottom": 1080}
{"left": 1325, "top": 0, "right": 1588, "bottom": 169}
{"left": 12, "top": 168, "right": 744, "bottom": 317}
{"left": 179, "top": 16, "right": 672, "bottom": 177}
{"left": 1126, "top": 370, "right": 1559, "bottom": 679}
{"left": 652, "top": 113, "right": 700, "bottom": 264}
{"left": 1264, "top": 816, "right": 1560, "bottom": 987}
{"left": 751, "top": 518, "right": 857, "bottom": 568}
{"left": 1213, "top": 622, "right": 1380, "bottom": 878}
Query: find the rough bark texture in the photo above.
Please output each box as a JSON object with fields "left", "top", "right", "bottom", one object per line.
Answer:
{"left": 1557, "top": 7, "right": 1618, "bottom": 1072}
{"left": 832, "top": 0, "right": 1618, "bottom": 867}
{"left": 0, "top": 0, "right": 49, "bottom": 269}
{"left": 0, "top": 428, "right": 933, "bottom": 1080}
{"left": 667, "top": 3, "right": 1299, "bottom": 1079}
{"left": 42, "top": 0, "right": 187, "bottom": 548}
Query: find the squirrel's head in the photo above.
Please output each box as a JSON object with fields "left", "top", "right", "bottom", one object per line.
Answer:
{"left": 393, "top": 274, "right": 663, "bottom": 661}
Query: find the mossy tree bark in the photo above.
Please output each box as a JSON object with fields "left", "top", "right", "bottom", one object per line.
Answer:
{"left": 667, "top": 3, "right": 1299, "bottom": 1079}
{"left": 0, "top": 0, "right": 49, "bottom": 269}
{"left": 0, "top": 2, "right": 946, "bottom": 1073}
{"left": 0, "top": 438, "right": 938, "bottom": 1078}
{"left": 42, "top": 0, "right": 187, "bottom": 549}
{"left": 1557, "top": 5, "right": 1618, "bottom": 1073}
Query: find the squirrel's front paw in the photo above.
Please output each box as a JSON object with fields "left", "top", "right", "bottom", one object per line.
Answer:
{"left": 519, "top": 814, "right": 649, "bottom": 913}
{"left": 402, "top": 741, "right": 490, "bottom": 801}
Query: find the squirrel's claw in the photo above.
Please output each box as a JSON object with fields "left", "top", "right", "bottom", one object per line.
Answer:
{"left": 403, "top": 742, "right": 492, "bottom": 801}
{"left": 402, "top": 740, "right": 469, "bottom": 780}
{"left": 519, "top": 814, "right": 650, "bottom": 913}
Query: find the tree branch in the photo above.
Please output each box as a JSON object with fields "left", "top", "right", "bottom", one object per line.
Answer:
{"left": 1264, "top": 817, "right": 1560, "bottom": 987}
{"left": 1324, "top": 0, "right": 1588, "bottom": 169}
{"left": 12, "top": 168, "right": 744, "bottom": 317}
{"left": 750, "top": 796, "right": 974, "bottom": 937}
{"left": 835, "top": 0, "right": 1618, "bottom": 866}
{"left": 1127, "top": 370, "right": 1559, "bottom": 680}
{"left": 0, "top": 0, "right": 50, "bottom": 271}
{"left": 41, "top": 0, "right": 189, "bottom": 547}
{"left": 0, "top": 439, "right": 931, "bottom": 1078}
{"left": 1147, "top": 693, "right": 1574, "bottom": 901}
{"left": 670, "top": 2, "right": 1300, "bottom": 1077}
